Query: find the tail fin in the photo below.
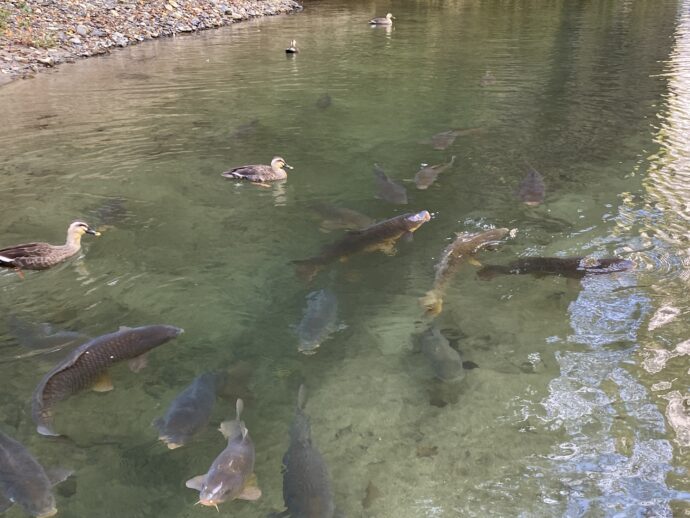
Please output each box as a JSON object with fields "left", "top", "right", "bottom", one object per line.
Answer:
{"left": 419, "top": 290, "right": 443, "bottom": 316}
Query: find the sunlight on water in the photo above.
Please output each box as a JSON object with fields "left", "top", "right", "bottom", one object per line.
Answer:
{"left": 1, "top": 0, "right": 690, "bottom": 516}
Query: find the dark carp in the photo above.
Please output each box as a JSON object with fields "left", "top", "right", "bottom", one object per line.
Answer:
{"left": 420, "top": 228, "right": 510, "bottom": 316}
{"left": 477, "top": 256, "right": 634, "bottom": 280}
{"left": 280, "top": 385, "right": 335, "bottom": 518}
{"left": 414, "top": 156, "right": 456, "bottom": 190}
{"left": 373, "top": 164, "right": 408, "bottom": 204}
{"left": 0, "top": 431, "right": 71, "bottom": 517}
{"left": 153, "top": 371, "right": 223, "bottom": 449}
{"left": 316, "top": 93, "right": 332, "bottom": 110}
{"left": 517, "top": 166, "right": 546, "bottom": 206}
{"left": 185, "top": 399, "right": 261, "bottom": 508}
{"left": 293, "top": 211, "right": 431, "bottom": 281}
{"left": 296, "top": 289, "right": 343, "bottom": 355}
{"left": 413, "top": 324, "right": 465, "bottom": 383}
{"left": 31, "top": 324, "right": 183, "bottom": 437}
{"left": 308, "top": 202, "right": 375, "bottom": 231}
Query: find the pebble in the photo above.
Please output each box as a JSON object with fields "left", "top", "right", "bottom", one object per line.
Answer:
{"left": 0, "top": 0, "right": 302, "bottom": 84}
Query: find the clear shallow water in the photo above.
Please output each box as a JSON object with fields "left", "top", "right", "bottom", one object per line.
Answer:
{"left": 1, "top": 0, "right": 690, "bottom": 516}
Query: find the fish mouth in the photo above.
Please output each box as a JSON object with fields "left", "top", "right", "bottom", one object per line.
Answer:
{"left": 160, "top": 437, "right": 183, "bottom": 449}
{"left": 408, "top": 210, "right": 431, "bottom": 223}
{"left": 36, "top": 508, "right": 58, "bottom": 518}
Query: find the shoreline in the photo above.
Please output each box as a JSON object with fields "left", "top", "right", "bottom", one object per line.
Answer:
{"left": 0, "top": 0, "right": 302, "bottom": 87}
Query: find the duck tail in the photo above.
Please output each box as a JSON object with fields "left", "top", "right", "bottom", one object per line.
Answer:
{"left": 419, "top": 290, "right": 443, "bottom": 316}
{"left": 0, "top": 255, "right": 15, "bottom": 268}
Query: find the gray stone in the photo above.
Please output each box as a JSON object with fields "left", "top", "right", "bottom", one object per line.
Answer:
{"left": 69, "top": 37, "right": 81, "bottom": 45}
{"left": 76, "top": 24, "right": 89, "bottom": 36}
{"left": 92, "top": 28, "right": 107, "bottom": 37}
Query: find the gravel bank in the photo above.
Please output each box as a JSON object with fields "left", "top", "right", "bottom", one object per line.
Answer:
{"left": 0, "top": 0, "right": 302, "bottom": 86}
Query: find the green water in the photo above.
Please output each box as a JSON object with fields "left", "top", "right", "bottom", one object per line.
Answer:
{"left": 2, "top": 0, "right": 690, "bottom": 516}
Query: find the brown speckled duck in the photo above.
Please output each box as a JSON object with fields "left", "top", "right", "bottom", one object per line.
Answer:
{"left": 370, "top": 13, "right": 394, "bottom": 25}
{"left": 221, "top": 157, "right": 293, "bottom": 184}
{"left": 0, "top": 221, "right": 100, "bottom": 273}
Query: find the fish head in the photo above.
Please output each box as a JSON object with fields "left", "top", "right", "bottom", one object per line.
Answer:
{"left": 402, "top": 211, "right": 431, "bottom": 232}
{"left": 198, "top": 472, "right": 242, "bottom": 506}
{"left": 17, "top": 487, "right": 57, "bottom": 518}
{"left": 298, "top": 341, "right": 321, "bottom": 355}
{"left": 136, "top": 325, "right": 184, "bottom": 346}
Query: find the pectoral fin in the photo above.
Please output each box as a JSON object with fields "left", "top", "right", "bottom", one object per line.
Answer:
{"left": 185, "top": 475, "right": 206, "bottom": 491}
{"left": 128, "top": 354, "right": 148, "bottom": 373}
{"left": 46, "top": 467, "right": 73, "bottom": 486}
{"left": 468, "top": 257, "right": 483, "bottom": 267}
{"left": 0, "top": 493, "right": 13, "bottom": 513}
{"left": 92, "top": 372, "right": 114, "bottom": 392}
{"left": 377, "top": 241, "right": 397, "bottom": 256}
{"left": 238, "top": 474, "right": 262, "bottom": 501}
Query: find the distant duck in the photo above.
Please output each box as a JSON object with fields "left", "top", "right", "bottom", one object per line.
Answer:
{"left": 0, "top": 221, "right": 100, "bottom": 273}
{"left": 221, "top": 157, "right": 293, "bottom": 184}
{"left": 370, "top": 13, "right": 394, "bottom": 25}
{"left": 285, "top": 40, "right": 299, "bottom": 54}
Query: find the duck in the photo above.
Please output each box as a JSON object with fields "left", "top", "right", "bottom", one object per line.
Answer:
{"left": 221, "top": 157, "right": 293, "bottom": 184}
{"left": 369, "top": 13, "right": 394, "bottom": 25}
{"left": 285, "top": 40, "right": 299, "bottom": 54}
{"left": 0, "top": 221, "right": 100, "bottom": 273}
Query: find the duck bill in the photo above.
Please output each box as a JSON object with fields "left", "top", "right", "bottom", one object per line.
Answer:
{"left": 85, "top": 227, "right": 101, "bottom": 236}
{"left": 284, "top": 163, "right": 294, "bottom": 170}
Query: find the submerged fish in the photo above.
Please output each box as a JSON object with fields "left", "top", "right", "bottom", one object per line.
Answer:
{"left": 185, "top": 399, "right": 261, "bottom": 507}
{"left": 373, "top": 164, "right": 408, "bottom": 204}
{"left": 280, "top": 385, "right": 335, "bottom": 518}
{"left": 153, "top": 372, "right": 224, "bottom": 449}
{"left": 308, "top": 202, "right": 375, "bottom": 231}
{"left": 293, "top": 211, "right": 431, "bottom": 281}
{"left": 31, "top": 324, "right": 183, "bottom": 437}
{"left": 413, "top": 325, "right": 464, "bottom": 382}
{"left": 517, "top": 166, "right": 546, "bottom": 206}
{"left": 0, "top": 431, "right": 71, "bottom": 518}
{"left": 421, "top": 128, "right": 484, "bottom": 150}
{"left": 296, "top": 290, "right": 343, "bottom": 355}
{"left": 231, "top": 118, "right": 259, "bottom": 139}
{"left": 477, "top": 256, "right": 633, "bottom": 280}
{"left": 479, "top": 71, "right": 496, "bottom": 87}
{"left": 316, "top": 93, "right": 332, "bottom": 110}
{"left": 414, "top": 156, "right": 456, "bottom": 190}
{"left": 420, "top": 228, "right": 510, "bottom": 316}
{"left": 7, "top": 316, "right": 89, "bottom": 355}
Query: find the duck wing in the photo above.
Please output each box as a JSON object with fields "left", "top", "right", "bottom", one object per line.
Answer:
{"left": 0, "top": 242, "right": 53, "bottom": 260}
{"left": 221, "top": 165, "right": 271, "bottom": 182}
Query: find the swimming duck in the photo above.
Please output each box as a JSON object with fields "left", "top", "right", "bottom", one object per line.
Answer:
{"left": 0, "top": 221, "right": 100, "bottom": 272}
{"left": 285, "top": 40, "right": 299, "bottom": 54}
{"left": 369, "top": 13, "right": 394, "bottom": 25}
{"left": 221, "top": 157, "right": 293, "bottom": 184}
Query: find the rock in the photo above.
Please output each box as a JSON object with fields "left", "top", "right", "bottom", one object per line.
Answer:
{"left": 76, "top": 24, "right": 89, "bottom": 36}
{"left": 70, "top": 37, "right": 82, "bottom": 45}
{"left": 92, "top": 28, "right": 107, "bottom": 37}
{"left": 111, "top": 32, "right": 128, "bottom": 47}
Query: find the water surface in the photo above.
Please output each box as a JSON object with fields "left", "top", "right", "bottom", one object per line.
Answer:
{"left": 1, "top": 0, "right": 690, "bottom": 516}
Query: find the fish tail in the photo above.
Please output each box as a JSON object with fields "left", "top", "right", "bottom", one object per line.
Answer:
{"left": 291, "top": 259, "right": 321, "bottom": 282}
{"left": 419, "top": 290, "right": 443, "bottom": 316}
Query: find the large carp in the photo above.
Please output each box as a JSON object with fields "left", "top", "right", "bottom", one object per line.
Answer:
{"left": 153, "top": 371, "right": 224, "bottom": 449}
{"left": 31, "top": 324, "right": 183, "bottom": 436}
{"left": 279, "top": 385, "right": 335, "bottom": 518}
{"left": 185, "top": 399, "right": 261, "bottom": 508}
{"left": 477, "top": 256, "right": 633, "bottom": 280}
{"left": 0, "top": 431, "right": 71, "bottom": 517}
{"left": 293, "top": 211, "right": 431, "bottom": 281}
{"left": 420, "top": 228, "right": 510, "bottom": 316}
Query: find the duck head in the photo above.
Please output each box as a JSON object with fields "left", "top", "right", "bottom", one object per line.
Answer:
{"left": 67, "top": 221, "right": 100, "bottom": 245}
{"left": 271, "top": 157, "right": 293, "bottom": 170}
